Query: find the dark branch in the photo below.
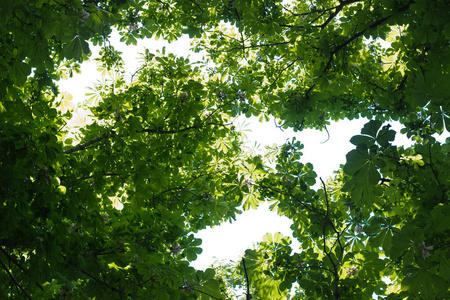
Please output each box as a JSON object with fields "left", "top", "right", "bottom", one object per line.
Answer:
{"left": 320, "top": 177, "right": 340, "bottom": 300}
{"left": 242, "top": 258, "right": 251, "bottom": 300}
{"left": 322, "top": 3, "right": 411, "bottom": 75}
{"left": 79, "top": 172, "right": 120, "bottom": 181}
{"left": 428, "top": 144, "right": 446, "bottom": 203}
{"left": 192, "top": 287, "right": 222, "bottom": 299}
{"left": 225, "top": 41, "right": 290, "bottom": 53}
{"left": 13, "top": 12, "right": 33, "bottom": 26}
{"left": 394, "top": 75, "right": 408, "bottom": 91}
{"left": 294, "top": 263, "right": 334, "bottom": 274}
{"left": 272, "top": 57, "right": 302, "bottom": 85}
{"left": 0, "top": 256, "right": 33, "bottom": 299}
{"left": 318, "top": 0, "right": 362, "bottom": 29}
{"left": 259, "top": 184, "right": 325, "bottom": 217}
{"left": 63, "top": 132, "right": 112, "bottom": 154}
{"left": 189, "top": 0, "right": 204, "bottom": 13}
{"left": 350, "top": 65, "right": 388, "bottom": 92}
{"left": 0, "top": 247, "right": 44, "bottom": 291}
{"left": 78, "top": 267, "right": 131, "bottom": 296}
{"left": 63, "top": 122, "right": 231, "bottom": 154}
{"left": 305, "top": 83, "right": 316, "bottom": 99}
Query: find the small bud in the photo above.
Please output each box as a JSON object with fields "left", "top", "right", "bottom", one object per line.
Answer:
{"left": 70, "top": 223, "right": 81, "bottom": 234}
{"left": 131, "top": 255, "right": 141, "bottom": 264}
{"left": 100, "top": 213, "right": 109, "bottom": 223}
{"left": 238, "top": 92, "right": 246, "bottom": 102}
{"left": 170, "top": 243, "right": 181, "bottom": 255}
{"left": 355, "top": 225, "right": 364, "bottom": 234}
{"left": 419, "top": 242, "right": 433, "bottom": 259}
{"left": 242, "top": 178, "right": 253, "bottom": 188}
{"left": 179, "top": 92, "right": 189, "bottom": 103}
{"left": 128, "top": 23, "right": 140, "bottom": 31}
{"left": 347, "top": 266, "right": 358, "bottom": 276}
{"left": 80, "top": 10, "right": 90, "bottom": 24}
{"left": 217, "top": 90, "right": 225, "bottom": 99}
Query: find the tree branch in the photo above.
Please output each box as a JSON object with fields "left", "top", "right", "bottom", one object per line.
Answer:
{"left": 271, "top": 57, "right": 302, "bottom": 86}
{"left": 0, "top": 247, "right": 44, "bottom": 291}
{"left": 79, "top": 172, "right": 120, "bottom": 181}
{"left": 225, "top": 41, "right": 290, "bottom": 53}
{"left": 294, "top": 263, "right": 334, "bottom": 274}
{"left": 78, "top": 266, "right": 131, "bottom": 296}
{"left": 428, "top": 144, "right": 446, "bottom": 203}
{"left": 12, "top": 12, "right": 33, "bottom": 26}
{"left": 192, "top": 287, "right": 222, "bottom": 299}
{"left": 63, "top": 122, "right": 231, "bottom": 154}
{"left": 241, "top": 258, "right": 251, "bottom": 300}
{"left": 259, "top": 184, "right": 325, "bottom": 217}
{"left": 320, "top": 178, "right": 340, "bottom": 300}
{"left": 0, "top": 256, "right": 33, "bottom": 299}
{"left": 322, "top": 3, "right": 411, "bottom": 75}
{"left": 189, "top": 0, "right": 204, "bottom": 13}
{"left": 318, "top": 0, "right": 362, "bottom": 29}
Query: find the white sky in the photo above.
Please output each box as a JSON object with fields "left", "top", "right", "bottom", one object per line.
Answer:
{"left": 58, "top": 30, "right": 446, "bottom": 271}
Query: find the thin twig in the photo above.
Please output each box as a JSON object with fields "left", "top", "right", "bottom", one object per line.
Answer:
{"left": 225, "top": 41, "right": 290, "bottom": 53}
{"left": 78, "top": 267, "right": 130, "bottom": 296}
{"left": 428, "top": 144, "right": 446, "bottom": 202}
{"left": 0, "top": 247, "right": 44, "bottom": 291}
{"left": 189, "top": 0, "right": 204, "bottom": 13}
{"left": 63, "top": 122, "right": 232, "bottom": 154}
{"left": 322, "top": 2, "right": 411, "bottom": 75}
{"left": 321, "top": 124, "right": 330, "bottom": 144}
{"left": 305, "top": 83, "right": 316, "bottom": 99}
{"left": 295, "top": 263, "right": 334, "bottom": 274}
{"left": 259, "top": 184, "right": 325, "bottom": 216}
{"left": 192, "top": 287, "right": 222, "bottom": 299}
{"left": 272, "top": 57, "right": 302, "bottom": 85}
{"left": 0, "top": 256, "right": 33, "bottom": 299}
{"left": 320, "top": 178, "right": 340, "bottom": 299}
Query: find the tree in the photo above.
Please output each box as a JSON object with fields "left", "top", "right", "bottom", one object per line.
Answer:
{"left": 0, "top": 0, "right": 448, "bottom": 299}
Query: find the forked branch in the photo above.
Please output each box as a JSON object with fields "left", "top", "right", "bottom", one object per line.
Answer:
{"left": 0, "top": 256, "right": 33, "bottom": 300}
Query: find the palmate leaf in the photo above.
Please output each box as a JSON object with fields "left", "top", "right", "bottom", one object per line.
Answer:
{"left": 350, "top": 134, "right": 375, "bottom": 146}
{"left": 343, "top": 145, "right": 381, "bottom": 186}
{"left": 62, "top": 36, "right": 90, "bottom": 61}
{"left": 197, "top": 279, "right": 223, "bottom": 299}
{"left": 10, "top": 61, "right": 31, "bottom": 85}
{"left": 343, "top": 144, "right": 373, "bottom": 176}
{"left": 376, "top": 126, "right": 396, "bottom": 147}
{"left": 401, "top": 268, "right": 447, "bottom": 300}
{"left": 342, "top": 120, "right": 396, "bottom": 205}
{"left": 350, "top": 120, "right": 396, "bottom": 147}
{"left": 361, "top": 119, "right": 382, "bottom": 137}
{"left": 342, "top": 157, "right": 381, "bottom": 205}
{"left": 2, "top": 0, "right": 449, "bottom": 299}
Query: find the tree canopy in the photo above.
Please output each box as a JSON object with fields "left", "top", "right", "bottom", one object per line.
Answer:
{"left": 0, "top": 0, "right": 449, "bottom": 299}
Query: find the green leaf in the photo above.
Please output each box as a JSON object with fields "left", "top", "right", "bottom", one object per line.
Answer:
{"left": 361, "top": 120, "right": 382, "bottom": 137}
{"left": 11, "top": 61, "right": 31, "bottom": 84}
{"left": 376, "top": 126, "right": 396, "bottom": 147}
{"left": 350, "top": 134, "right": 374, "bottom": 146}
{"left": 62, "top": 36, "right": 89, "bottom": 60}
{"left": 197, "top": 279, "right": 222, "bottom": 298}
{"left": 343, "top": 144, "right": 370, "bottom": 176}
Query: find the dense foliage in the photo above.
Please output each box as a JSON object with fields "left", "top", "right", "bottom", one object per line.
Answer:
{"left": 0, "top": 0, "right": 449, "bottom": 299}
